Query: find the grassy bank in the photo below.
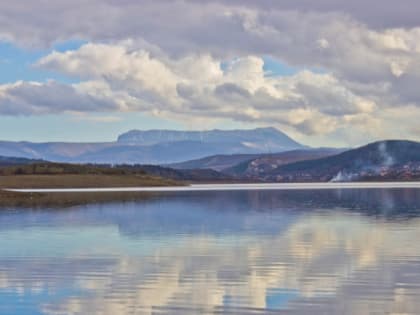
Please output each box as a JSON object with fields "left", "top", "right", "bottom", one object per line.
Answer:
{"left": 0, "top": 174, "right": 180, "bottom": 189}
{"left": 0, "top": 162, "right": 183, "bottom": 189}
{"left": 0, "top": 173, "right": 179, "bottom": 208}
{"left": 0, "top": 162, "right": 183, "bottom": 207}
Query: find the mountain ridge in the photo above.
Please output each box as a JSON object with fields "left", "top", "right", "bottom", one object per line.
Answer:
{"left": 268, "top": 140, "right": 420, "bottom": 182}
{"left": 0, "top": 140, "right": 419, "bottom": 183}
{"left": 0, "top": 128, "right": 304, "bottom": 164}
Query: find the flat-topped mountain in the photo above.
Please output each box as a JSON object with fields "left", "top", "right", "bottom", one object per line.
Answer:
{"left": 118, "top": 127, "right": 302, "bottom": 150}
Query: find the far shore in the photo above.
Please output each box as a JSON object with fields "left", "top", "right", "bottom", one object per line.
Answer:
{"left": 0, "top": 174, "right": 182, "bottom": 189}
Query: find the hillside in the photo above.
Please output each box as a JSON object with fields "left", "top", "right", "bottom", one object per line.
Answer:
{"left": 169, "top": 153, "right": 267, "bottom": 171}
{"left": 268, "top": 140, "right": 420, "bottom": 182}
{"left": 170, "top": 148, "right": 343, "bottom": 174}
{"left": 224, "top": 148, "right": 344, "bottom": 178}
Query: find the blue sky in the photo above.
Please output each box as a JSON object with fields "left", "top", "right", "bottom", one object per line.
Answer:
{"left": 0, "top": 41, "right": 83, "bottom": 84}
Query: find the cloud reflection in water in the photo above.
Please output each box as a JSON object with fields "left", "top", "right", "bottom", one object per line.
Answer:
{"left": 1, "top": 189, "right": 420, "bottom": 314}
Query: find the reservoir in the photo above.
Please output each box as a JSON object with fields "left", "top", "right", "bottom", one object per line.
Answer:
{"left": 1, "top": 187, "right": 420, "bottom": 314}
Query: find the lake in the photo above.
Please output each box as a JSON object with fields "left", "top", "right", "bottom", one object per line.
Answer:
{"left": 1, "top": 187, "right": 420, "bottom": 314}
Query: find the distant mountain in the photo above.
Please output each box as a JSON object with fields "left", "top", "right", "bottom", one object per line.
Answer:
{"left": 267, "top": 140, "right": 420, "bottom": 182}
{"left": 74, "top": 141, "right": 262, "bottom": 164}
{"left": 118, "top": 127, "right": 302, "bottom": 149}
{"left": 0, "top": 141, "right": 114, "bottom": 161}
{"left": 114, "top": 127, "right": 304, "bottom": 164}
{"left": 0, "top": 155, "right": 43, "bottom": 166}
{"left": 0, "top": 128, "right": 304, "bottom": 164}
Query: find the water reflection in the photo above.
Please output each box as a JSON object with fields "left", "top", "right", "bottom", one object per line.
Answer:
{"left": 1, "top": 189, "right": 420, "bottom": 314}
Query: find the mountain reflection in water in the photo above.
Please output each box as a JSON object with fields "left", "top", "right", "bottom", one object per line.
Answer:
{"left": 1, "top": 189, "right": 420, "bottom": 314}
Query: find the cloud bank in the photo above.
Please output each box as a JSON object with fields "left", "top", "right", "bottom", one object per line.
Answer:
{"left": 1, "top": 0, "right": 420, "bottom": 144}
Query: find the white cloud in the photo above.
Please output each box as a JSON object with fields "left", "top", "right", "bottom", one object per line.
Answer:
{"left": 0, "top": 80, "right": 119, "bottom": 115}
{"left": 27, "top": 42, "right": 383, "bottom": 139}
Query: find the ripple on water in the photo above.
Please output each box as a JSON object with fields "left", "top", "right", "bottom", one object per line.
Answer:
{"left": 1, "top": 189, "right": 420, "bottom": 314}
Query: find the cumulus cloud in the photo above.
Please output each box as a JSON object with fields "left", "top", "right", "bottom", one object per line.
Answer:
{"left": 32, "top": 42, "right": 384, "bottom": 136}
{"left": 0, "top": 80, "right": 119, "bottom": 115}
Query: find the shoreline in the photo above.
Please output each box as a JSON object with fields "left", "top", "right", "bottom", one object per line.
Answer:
{"left": 5, "top": 182, "right": 420, "bottom": 193}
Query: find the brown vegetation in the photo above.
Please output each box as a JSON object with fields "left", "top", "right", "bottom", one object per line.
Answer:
{"left": 0, "top": 162, "right": 183, "bottom": 208}
{"left": 0, "top": 174, "right": 179, "bottom": 189}
{"left": 0, "top": 162, "right": 182, "bottom": 189}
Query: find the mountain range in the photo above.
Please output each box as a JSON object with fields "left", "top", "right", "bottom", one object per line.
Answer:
{"left": 0, "top": 128, "right": 419, "bottom": 183}
{"left": 0, "top": 128, "right": 304, "bottom": 164}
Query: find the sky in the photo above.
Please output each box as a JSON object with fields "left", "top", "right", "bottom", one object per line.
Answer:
{"left": 1, "top": 1, "right": 420, "bottom": 146}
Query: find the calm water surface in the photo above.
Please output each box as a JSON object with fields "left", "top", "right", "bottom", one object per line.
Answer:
{"left": 1, "top": 189, "right": 420, "bottom": 314}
